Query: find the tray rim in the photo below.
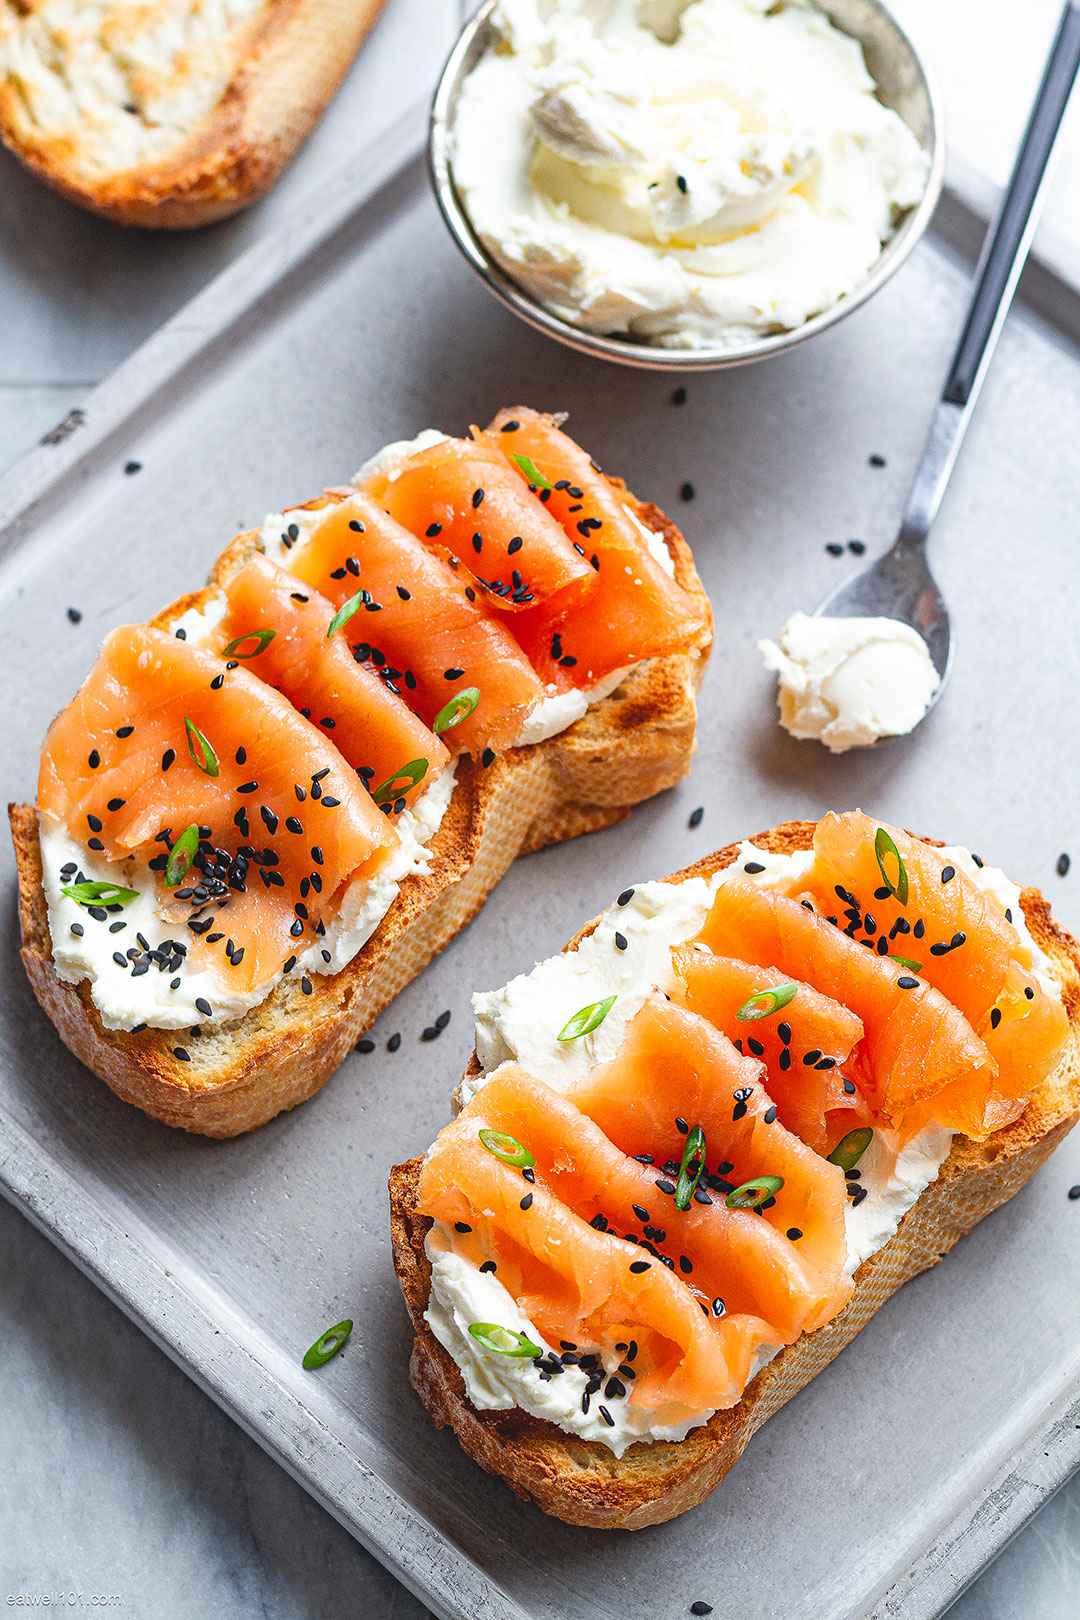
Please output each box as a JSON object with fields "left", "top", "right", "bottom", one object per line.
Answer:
{"left": 2, "top": 96, "right": 1079, "bottom": 1620}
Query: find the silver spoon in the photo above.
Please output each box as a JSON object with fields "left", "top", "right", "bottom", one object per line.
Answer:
{"left": 815, "top": 0, "right": 1080, "bottom": 712}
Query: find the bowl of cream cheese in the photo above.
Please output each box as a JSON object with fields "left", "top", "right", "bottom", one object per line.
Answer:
{"left": 430, "top": 0, "right": 944, "bottom": 368}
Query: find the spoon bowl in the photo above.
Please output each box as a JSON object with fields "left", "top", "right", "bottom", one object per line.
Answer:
{"left": 814, "top": 538, "right": 953, "bottom": 703}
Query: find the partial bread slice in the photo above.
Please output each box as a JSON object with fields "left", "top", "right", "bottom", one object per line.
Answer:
{"left": 10, "top": 492, "right": 710, "bottom": 1138}
{"left": 0, "top": 0, "right": 387, "bottom": 228}
{"left": 389, "top": 819, "right": 1080, "bottom": 1529}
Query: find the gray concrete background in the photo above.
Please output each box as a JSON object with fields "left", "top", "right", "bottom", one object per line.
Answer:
{"left": 3, "top": 2, "right": 1079, "bottom": 1615}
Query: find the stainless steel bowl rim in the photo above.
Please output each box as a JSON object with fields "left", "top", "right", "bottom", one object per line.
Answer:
{"left": 428, "top": 0, "right": 947, "bottom": 373}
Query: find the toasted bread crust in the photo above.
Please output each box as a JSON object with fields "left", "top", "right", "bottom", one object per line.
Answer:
{"left": 389, "top": 819, "right": 1080, "bottom": 1529}
{"left": 0, "top": 0, "right": 388, "bottom": 227}
{"left": 10, "top": 489, "right": 711, "bottom": 1136}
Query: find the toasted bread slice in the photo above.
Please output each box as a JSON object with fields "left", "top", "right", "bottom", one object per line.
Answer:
{"left": 10, "top": 491, "right": 710, "bottom": 1137}
{"left": 0, "top": 0, "right": 387, "bottom": 228}
{"left": 389, "top": 819, "right": 1080, "bottom": 1529}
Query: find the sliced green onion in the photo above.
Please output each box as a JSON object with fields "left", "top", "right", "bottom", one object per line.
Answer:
{"left": 875, "top": 826, "right": 909, "bottom": 906}
{"left": 433, "top": 687, "right": 480, "bottom": 735}
{"left": 184, "top": 716, "right": 219, "bottom": 777}
{"left": 60, "top": 879, "right": 139, "bottom": 909}
{"left": 726, "top": 1174, "right": 784, "bottom": 1211}
{"left": 164, "top": 823, "right": 200, "bottom": 888}
{"left": 675, "top": 1125, "right": 706, "bottom": 1211}
{"left": 221, "top": 628, "right": 275, "bottom": 659}
{"left": 557, "top": 994, "right": 617, "bottom": 1042}
{"left": 735, "top": 982, "right": 799, "bottom": 1022}
{"left": 827, "top": 1128, "right": 874, "bottom": 1171}
{"left": 302, "top": 1319, "right": 353, "bottom": 1369}
{"left": 371, "top": 757, "right": 429, "bottom": 805}
{"left": 468, "top": 1323, "right": 543, "bottom": 1358}
{"left": 326, "top": 590, "right": 366, "bottom": 638}
{"left": 889, "top": 955, "right": 923, "bottom": 973}
{"left": 509, "top": 453, "right": 553, "bottom": 492}
{"left": 479, "top": 1128, "right": 536, "bottom": 1169}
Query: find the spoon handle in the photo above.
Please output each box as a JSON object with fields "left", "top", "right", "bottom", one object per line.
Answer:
{"left": 899, "top": 0, "right": 1080, "bottom": 548}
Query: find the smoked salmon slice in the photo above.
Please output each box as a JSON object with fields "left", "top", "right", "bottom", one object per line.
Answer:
{"left": 419, "top": 1067, "right": 778, "bottom": 1412}
{"left": 572, "top": 996, "right": 852, "bottom": 1327}
{"left": 482, "top": 407, "right": 712, "bottom": 689}
{"left": 38, "top": 624, "right": 396, "bottom": 993}
{"left": 695, "top": 876, "right": 999, "bottom": 1137}
{"left": 803, "top": 811, "right": 1069, "bottom": 1104}
{"left": 364, "top": 435, "right": 595, "bottom": 616}
{"left": 213, "top": 555, "right": 449, "bottom": 810}
{"left": 670, "top": 947, "right": 872, "bottom": 1157}
{"left": 281, "top": 492, "right": 545, "bottom": 757}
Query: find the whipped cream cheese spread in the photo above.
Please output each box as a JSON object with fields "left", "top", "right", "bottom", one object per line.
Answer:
{"left": 452, "top": 0, "right": 930, "bottom": 349}
{"left": 759, "top": 611, "right": 941, "bottom": 752}
{"left": 429, "top": 836, "right": 1052, "bottom": 1451}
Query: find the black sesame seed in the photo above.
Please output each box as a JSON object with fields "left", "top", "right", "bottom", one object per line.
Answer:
{"left": 990, "top": 1007, "right": 1002, "bottom": 1029}
{"left": 676, "top": 173, "right": 688, "bottom": 193}
{"left": 614, "top": 931, "right": 628, "bottom": 952}
{"left": 629, "top": 1260, "right": 650, "bottom": 1273}
{"left": 763, "top": 1104, "right": 777, "bottom": 1123}
{"left": 690, "top": 1604, "right": 714, "bottom": 1616}
{"left": 520, "top": 1193, "right": 533, "bottom": 1210}
{"left": 124, "top": 461, "right": 141, "bottom": 475}
{"left": 617, "top": 888, "right": 635, "bottom": 906}
{"left": 688, "top": 807, "right": 704, "bottom": 828}
{"left": 941, "top": 865, "right": 956, "bottom": 883}
{"left": 173, "top": 1048, "right": 190, "bottom": 1062}
{"left": 357, "top": 1038, "right": 375, "bottom": 1054}
{"left": 1068, "top": 1185, "right": 1080, "bottom": 1200}
{"left": 826, "top": 542, "right": 844, "bottom": 556}
{"left": 444, "top": 667, "right": 464, "bottom": 681}
{"left": 88, "top": 749, "right": 100, "bottom": 769}
{"left": 301, "top": 977, "right": 312, "bottom": 995}
{"left": 1058, "top": 853, "right": 1071, "bottom": 877}
{"left": 655, "top": 1178, "right": 676, "bottom": 1195}
{"left": 632, "top": 1204, "right": 650, "bottom": 1222}
{"left": 67, "top": 607, "right": 83, "bottom": 623}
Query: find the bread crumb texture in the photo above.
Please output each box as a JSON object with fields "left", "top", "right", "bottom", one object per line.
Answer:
{"left": 0, "top": 0, "right": 267, "bottom": 178}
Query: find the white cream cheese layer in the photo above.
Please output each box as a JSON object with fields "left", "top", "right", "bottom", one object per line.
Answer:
{"left": 39, "top": 764, "right": 457, "bottom": 1032}
{"left": 451, "top": 0, "right": 929, "bottom": 350}
{"left": 435, "top": 836, "right": 1056, "bottom": 1449}
{"left": 758, "top": 612, "right": 941, "bottom": 753}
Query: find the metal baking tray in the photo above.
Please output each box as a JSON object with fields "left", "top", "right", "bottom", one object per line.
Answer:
{"left": 2, "top": 104, "right": 1079, "bottom": 1620}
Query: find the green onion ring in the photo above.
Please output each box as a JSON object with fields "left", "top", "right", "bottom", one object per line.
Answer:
{"left": 221, "top": 628, "right": 275, "bottom": 659}
{"left": 60, "top": 879, "right": 139, "bottom": 909}
{"left": 726, "top": 1174, "right": 784, "bottom": 1211}
{"left": 557, "top": 994, "right": 617, "bottom": 1042}
{"left": 479, "top": 1128, "right": 536, "bottom": 1169}
{"left": 874, "top": 826, "right": 909, "bottom": 906}
{"left": 674, "top": 1125, "right": 707, "bottom": 1211}
{"left": 509, "top": 454, "right": 553, "bottom": 492}
{"left": 468, "top": 1323, "right": 543, "bottom": 1358}
{"left": 735, "top": 982, "right": 799, "bottom": 1022}
{"left": 164, "top": 823, "right": 200, "bottom": 888}
{"left": 184, "top": 717, "right": 219, "bottom": 777}
{"left": 371, "top": 758, "right": 429, "bottom": 805}
{"left": 827, "top": 1128, "right": 874, "bottom": 1172}
{"left": 302, "top": 1319, "right": 353, "bottom": 1369}
{"left": 433, "top": 687, "right": 480, "bottom": 735}
{"left": 326, "top": 590, "right": 366, "bottom": 638}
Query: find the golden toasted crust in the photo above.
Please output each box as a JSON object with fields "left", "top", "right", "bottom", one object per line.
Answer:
{"left": 0, "top": 0, "right": 388, "bottom": 227}
{"left": 389, "top": 819, "right": 1080, "bottom": 1529}
{"left": 9, "top": 484, "right": 711, "bottom": 1135}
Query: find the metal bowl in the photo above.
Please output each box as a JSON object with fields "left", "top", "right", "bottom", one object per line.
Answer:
{"left": 429, "top": 0, "right": 945, "bottom": 372}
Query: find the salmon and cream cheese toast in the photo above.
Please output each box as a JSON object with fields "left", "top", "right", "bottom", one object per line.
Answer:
{"left": 403, "top": 812, "right": 1075, "bottom": 1467}
{"left": 30, "top": 408, "right": 711, "bottom": 1041}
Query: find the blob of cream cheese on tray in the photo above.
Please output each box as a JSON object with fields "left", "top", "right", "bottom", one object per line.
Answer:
{"left": 758, "top": 611, "right": 941, "bottom": 752}
{"left": 451, "top": 0, "right": 930, "bottom": 350}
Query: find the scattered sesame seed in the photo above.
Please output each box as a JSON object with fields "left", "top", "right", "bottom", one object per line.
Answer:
{"left": 680, "top": 482, "right": 695, "bottom": 501}
{"left": 689, "top": 807, "right": 704, "bottom": 829}
{"left": 520, "top": 1193, "right": 533, "bottom": 1210}
{"left": 1058, "top": 853, "right": 1071, "bottom": 877}
{"left": 826, "top": 542, "right": 844, "bottom": 556}
{"left": 672, "top": 386, "right": 687, "bottom": 405}
{"left": 124, "top": 460, "right": 141, "bottom": 475}
{"left": 357, "top": 1039, "right": 375, "bottom": 1054}
{"left": 629, "top": 1259, "right": 650, "bottom": 1273}
{"left": 869, "top": 453, "right": 886, "bottom": 468}
{"left": 173, "top": 1048, "right": 190, "bottom": 1062}
{"left": 67, "top": 607, "right": 82, "bottom": 624}
{"left": 1069, "top": 1186, "right": 1080, "bottom": 1201}
{"left": 435, "top": 1009, "right": 451, "bottom": 1030}
{"left": 690, "top": 1604, "right": 714, "bottom": 1616}
{"left": 617, "top": 888, "right": 635, "bottom": 906}
{"left": 387, "top": 1032, "right": 401, "bottom": 1052}
{"left": 614, "top": 931, "right": 628, "bottom": 952}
